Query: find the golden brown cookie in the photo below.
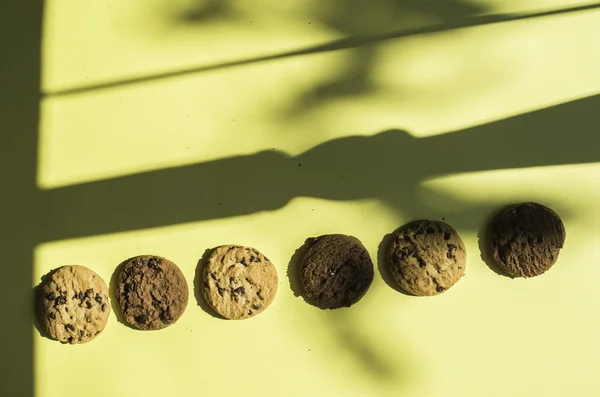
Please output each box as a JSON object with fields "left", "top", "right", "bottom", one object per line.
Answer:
{"left": 389, "top": 220, "right": 466, "bottom": 296}
{"left": 116, "top": 255, "right": 189, "bottom": 330}
{"left": 37, "top": 265, "right": 111, "bottom": 344}
{"left": 301, "top": 234, "right": 374, "bottom": 309}
{"left": 489, "top": 202, "right": 565, "bottom": 277}
{"left": 202, "top": 245, "right": 278, "bottom": 320}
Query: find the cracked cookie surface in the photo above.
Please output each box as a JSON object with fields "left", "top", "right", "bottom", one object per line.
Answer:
{"left": 37, "top": 265, "right": 111, "bottom": 344}
{"left": 489, "top": 202, "right": 565, "bottom": 278}
{"left": 301, "top": 234, "right": 374, "bottom": 309}
{"left": 202, "top": 245, "right": 278, "bottom": 320}
{"left": 116, "top": 255, "right": 189, "bottom": 330}
{"left": 389, "top": 220, "right": 466, "bottom": 296}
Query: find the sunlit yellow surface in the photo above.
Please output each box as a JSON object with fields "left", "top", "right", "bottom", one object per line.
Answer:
{"left": 33, "top": 1, "right": 600, "bottom": 397}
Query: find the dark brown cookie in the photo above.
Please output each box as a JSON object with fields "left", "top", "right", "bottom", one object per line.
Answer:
{"left": 116, "top": 255, "right": 189, "bottom": 330}
{"left": 301, "top": 234, "right": 374, "bottom": 309}
{"left": 389, "top": 220, "right": 466, "bottom": 296}
{"left": 36, "top": 265, "right": 111, "bottom": 344}
{"left": 489, "top": 202, "right": 565, "bottom": 277}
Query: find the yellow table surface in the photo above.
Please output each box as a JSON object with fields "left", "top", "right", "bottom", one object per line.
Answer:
{"left": 2, "top": 1, "right": 600, "bottom": 396}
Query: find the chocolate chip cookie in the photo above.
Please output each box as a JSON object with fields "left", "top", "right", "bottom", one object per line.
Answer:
{"left": 389, "top": 220, "right": 466, "bottom": 296}
{"left": 489, "top": 202, "right": 566, "bottom": 277}
{"left": 301, "top": 234, "right": 374, "bottom": 309}
{"left": 202, "top": 245, "right": 278, "bottom": 320}
{"left": 37, "top": 265, "right": 111, "bottom": 344}
{"left": 116, "top": 255, "right": 189, "bottom": 330}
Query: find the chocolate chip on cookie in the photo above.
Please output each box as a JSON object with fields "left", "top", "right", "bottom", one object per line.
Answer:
{"left": 36, "top": 265, "right": 111, "bottom": 344}
{"left": 116, "top": 255, "right": 189, "bottom": 330}
{"left": 488, "top": 202, "right": 565, "bottom": 277}
{"left": 389, "top": 220, "right": 466, "bottom": 296}
{"left": 301, "top": 234, "right": 374, "bottom": 309}
{"left": 202, "top": 245, "right": 278, "bottom": 320}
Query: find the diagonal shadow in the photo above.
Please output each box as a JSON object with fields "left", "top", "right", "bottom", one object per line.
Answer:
{"left": 43, "top": 3, "right": 600, "bottom": 98}
{"left": 40, "top": 93, "right": 600, "bottom": 242}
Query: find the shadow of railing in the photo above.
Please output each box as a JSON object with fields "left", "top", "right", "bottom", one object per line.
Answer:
{"left": 40, "top": 93, "right": 600, "bottom": 241}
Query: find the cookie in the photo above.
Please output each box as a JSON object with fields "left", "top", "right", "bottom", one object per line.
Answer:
{"left": 489, "top": 202, "right": 565, "bottom": 277}
{"left": 202, "top": 246, "right": 278, "bottom": 320}
{"left": 36, "top": 265, "right": 111, "bottom": 344}
{"left": 301, "top": 234, "right": 374, "bottom": 309}
{"left": 116, "top": 255, "right": 189, "bottom": 330}
{"left": 389, "top": 220, "right": 466, "bottom": 296}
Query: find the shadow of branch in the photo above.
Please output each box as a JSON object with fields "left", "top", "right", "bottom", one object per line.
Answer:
{"left": 43, "top": 3, "right": 600, "bottom": 98}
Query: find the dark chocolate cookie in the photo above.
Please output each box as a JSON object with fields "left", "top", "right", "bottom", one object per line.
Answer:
{"left": 489, "top": 202, "right": 566, "bottom": 277}
{"left": 389, "top": 220, "right": 466, "bottom": 296}
{"left": 116, "top": 255, "right": 189, "bottom": 330}
{"left": 301, "top": 234, "right": 374, "bottom": 309}
{"left": 202, "top": 245, "right": 278, "bottom": 320}
{"left": 37, "top": 265, "right": 111, "bottom": 344}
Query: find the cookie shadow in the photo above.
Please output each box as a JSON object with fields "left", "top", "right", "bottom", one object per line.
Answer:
{"left": 286, "top": 237, "right": 322, "bottom": 309}
{"left": 193, "top": 248, "right": 226, "bottom": 320}
{"left": 32, "top": 268, "right": 61, "bottom": 341}
{"left": 377, "top": 230, "right": 413, "bottom": 296}
{"left": 109, "top": 259, "right": 142, "bottom": 330}
{"left": 477, "top": 206, "right": 514, "bottom": 278}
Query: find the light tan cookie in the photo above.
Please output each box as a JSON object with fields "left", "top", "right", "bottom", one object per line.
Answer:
{"left": 202, "top": 245, "right": 278, "bottom": 320}
{"left": 389, "top": 220, "right": 466, "bottom": 296}
{"left": 37, "top": 265, "right": 111, "bottom": 344}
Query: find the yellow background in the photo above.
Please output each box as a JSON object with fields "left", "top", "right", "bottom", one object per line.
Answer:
{"left": 5, "top": 1, "right": 600, "bottom": 396}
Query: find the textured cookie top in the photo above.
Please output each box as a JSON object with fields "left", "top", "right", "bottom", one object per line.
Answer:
{"left": 490, "top": 202, "right": 566, "bottom": 278}
{"left": 301, "top": 234, "right": 374, "bottom": 309}
{"left": 37, "top": 265, "right": 111, "bottom": 344}
{"left": 202, "top": 245, "right": 278, "bottom": 320}
{"left": 390, "top": 220, "right": 466, "bottom": 296}
{"left": 116, "top": 255, "right": 189, "bottom": 330}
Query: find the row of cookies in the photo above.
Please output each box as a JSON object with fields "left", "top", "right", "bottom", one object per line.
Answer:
{"left": 35, "top": 246, "right": 279, "bottom": 344}
{"left": 307, "top": 202, "right": 565, "bottom": 305}
{"left": 35, "top": 202, "right": 566, "bottom": 344}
